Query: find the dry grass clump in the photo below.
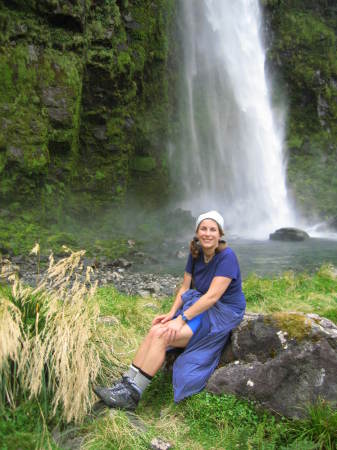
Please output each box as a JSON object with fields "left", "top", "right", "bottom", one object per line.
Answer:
{"left": 0, "top": 296, "right": 24, "bottom": 406}
{"left": 0, "top": 246, "right": 117, "bottom": 423}
{"left": 0, "top": 297, "right": 23, "bottom": 368}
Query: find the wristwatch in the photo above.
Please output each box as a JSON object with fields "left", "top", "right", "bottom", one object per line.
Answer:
{"left": 181, "top": 312, "right": 189, "bottom": 322}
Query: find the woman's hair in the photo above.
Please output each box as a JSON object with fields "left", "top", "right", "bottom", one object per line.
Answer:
{"left": 190, "top": 223, "right": 227, "bottom": 259}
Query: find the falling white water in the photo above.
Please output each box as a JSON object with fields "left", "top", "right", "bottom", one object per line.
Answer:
{"left": 170, "top": 0, "right": 296, "bottom": 239}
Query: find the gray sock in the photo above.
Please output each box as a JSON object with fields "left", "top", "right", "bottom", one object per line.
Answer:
{"left": 131, "top": 371, "right": 152, "bottom": 395}
{"left": 124, "top": 364, "right": 139, "bottom": 380}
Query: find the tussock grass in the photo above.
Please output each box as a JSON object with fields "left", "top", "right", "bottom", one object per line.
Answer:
{"left": 0, "top": 296, "right": 23, "bottom": 406}
{"left": 0, "top": 247, "right": 118, "bottom": 423}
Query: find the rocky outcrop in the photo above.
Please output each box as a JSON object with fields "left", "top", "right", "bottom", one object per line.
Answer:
{"left": 269, "top": 227, "right": 310, "bottom": 241}
{"left": 0, "top": 0, "right": 175, "bottom": 210}
{"left": 207, "top": 312, "right": 337, "bottom": 418}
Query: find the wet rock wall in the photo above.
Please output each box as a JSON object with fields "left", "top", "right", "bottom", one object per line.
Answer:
{"left": 0, "top": 0, "right": 176, "bottom": 213}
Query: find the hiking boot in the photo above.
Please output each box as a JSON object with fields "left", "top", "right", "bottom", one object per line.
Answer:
{"left": 108, "top": 376, "right": 132, "bottom": 392}
{"left": 93, "top": 379, "right": 140, "bottom": 411}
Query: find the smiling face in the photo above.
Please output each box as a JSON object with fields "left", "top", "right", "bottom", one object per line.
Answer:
{"left": 196, "top": 219, "right": 221, "bottom": 253}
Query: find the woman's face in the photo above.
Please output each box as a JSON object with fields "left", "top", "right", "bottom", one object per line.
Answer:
{"left": 196, "top": 219, "right": 221, "bottom": 252}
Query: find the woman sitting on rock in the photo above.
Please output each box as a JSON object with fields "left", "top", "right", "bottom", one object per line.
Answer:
{"left": 94, "top": 210, "right": 246, "bottom": 410}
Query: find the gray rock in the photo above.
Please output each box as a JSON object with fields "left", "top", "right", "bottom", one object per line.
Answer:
{"left": 147, "top": 281, "right": 161, "bottom": 294}
{"left": 137, "top": 289, "right": 151, "bottom": 298}
{"left": 52, "top": 426, "right": 84, "bottom": 450}
{"left": 144, "top": 303, "right": 159, "bottom": 311}
{"left": 269, "top": 227, "right": 310, "bottom": 241}
{"left": 125, "top": 21, "right": 141, "bottom": 30}
{"left": 125, "top": 411, "right": 147, "bottom": 433}
{"left": 176, "top": 249, "right": 188, "bottom": 259}
{"left": 317, "top": 94, "right": 330, "bottom": 127}
{"left": 207, "top": 312, "right": 337, "bottom": 418}
{"left": 42, "top": 87, "right": 71, "bottom": 126}
{"left": 98, "top": 315, "right": 119, "bottom": 326}
{"left": 150, "top": 437, "right": 173, "bottom": 450}
{"left": 124, "top": 117, "right": 134, "bottom": 129}
{"left": 7, "top": 146, "right": 24, "bottom": 162}
{"left": 28, "top": 44, "right": 39, "bottom": 63}
{"left": 93, "top": 126, "right": 107, "bottom": 141}
{"left": 124, "top": 13, "right": 133, "bottom": 23}
{"left": 111, "top": 258, "right": 132, "bottom": 268}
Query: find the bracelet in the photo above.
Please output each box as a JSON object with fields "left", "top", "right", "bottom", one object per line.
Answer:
{"left": 181, "top": 312, "right": 189, "bottom": 322}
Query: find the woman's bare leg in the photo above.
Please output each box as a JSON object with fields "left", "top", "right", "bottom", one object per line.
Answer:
{"left": 132, "top": 325, "right": 167, "bottom": 368}
{"left": 93, "top": 323, "right": 193, "bottom": 409}
{"left": 133, "top": 323, "right": 193, "bottom": 377}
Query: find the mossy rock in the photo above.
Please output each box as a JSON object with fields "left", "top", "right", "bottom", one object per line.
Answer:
{"left": 267, "top": 312, "right": 313, "bottom": 342}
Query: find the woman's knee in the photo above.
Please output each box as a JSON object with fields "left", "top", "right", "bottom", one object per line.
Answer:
{"left": 147, "top": 324, "right": 168, "bottom": 342}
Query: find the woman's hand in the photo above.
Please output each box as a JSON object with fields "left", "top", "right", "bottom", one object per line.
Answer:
{"left": 163, "top": 316, "right": 185, "bottom": 343}
{"left": 152, "top": 311, "right": 175, "bottom": 326}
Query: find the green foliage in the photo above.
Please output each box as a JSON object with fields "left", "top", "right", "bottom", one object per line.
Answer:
{"left": 117, "top": 51, "right": 135, "bottom": 76}
{"left": 290, "top": 400, "right": 337, "bottom": 450}
{"left": 0, "top": 207, "right": 132, "bottom": 258}
{"left": 0, "top": 402, "right": 58, "bottom": 450}
{"left": 265, "top": 2, "right": 337, "bottom": 219}
{"left": 180, "top": 392, "right": 288, "bottom": 449}
{"left": 243, "top": 265, "right": 337, "bottom": 323}
{"left": 130, "top": 155, "right": 156, "bottom": 172}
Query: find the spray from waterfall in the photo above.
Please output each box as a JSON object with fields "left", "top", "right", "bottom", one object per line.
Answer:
{"left": 170, "top": 0, "right": 296, "bottom": 239}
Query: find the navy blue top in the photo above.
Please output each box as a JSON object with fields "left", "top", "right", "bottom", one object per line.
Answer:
{"left": 185, "top": 247, "right": 244, "bottom": 306}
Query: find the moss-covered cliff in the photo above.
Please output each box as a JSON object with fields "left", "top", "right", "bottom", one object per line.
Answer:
{"left": 262, "top": 0, "right": 337, "bottom": 222}
{"left": 0, "top": 0, "right": 175, "bottom": 216}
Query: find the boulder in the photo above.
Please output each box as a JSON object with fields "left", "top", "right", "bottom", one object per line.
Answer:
{"left": 269, "top": 227, "right": 310, "bottom": 241}
{"left": 207, "top": 312, "right": 337, "bottom": 418}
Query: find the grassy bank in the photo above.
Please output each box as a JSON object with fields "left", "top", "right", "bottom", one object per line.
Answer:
{"left": 1, "top": 260, "right": 337, "bottom": 449}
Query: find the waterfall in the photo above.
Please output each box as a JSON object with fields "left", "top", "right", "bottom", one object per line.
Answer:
{"left": 170, "top": 0, "right": 296, "bottom": 239}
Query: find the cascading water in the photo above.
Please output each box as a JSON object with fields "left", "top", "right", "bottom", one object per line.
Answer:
{"left": 170, "top": 0, "right": 296, "bottom": 239}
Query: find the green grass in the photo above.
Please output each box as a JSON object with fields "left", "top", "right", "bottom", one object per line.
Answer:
{"left": 243, "top": 264, "right": 337, "bottom": 323}
{"left": 1, "top": 265, "right": 336, "bottom": 449}
{"left": 0, "top": 401, "right": 59, "bottom": 450}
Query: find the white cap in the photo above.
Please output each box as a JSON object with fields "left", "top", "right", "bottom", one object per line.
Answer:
{"left": 195, "top": 210, "right": 224, "bottom": 233}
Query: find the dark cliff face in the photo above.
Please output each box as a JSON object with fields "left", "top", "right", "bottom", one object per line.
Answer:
{"left": 0, "top": 0, "right": 175, "bottom": 212}
{"left": 262, "top": 0, "right": 337, "bottom": 221}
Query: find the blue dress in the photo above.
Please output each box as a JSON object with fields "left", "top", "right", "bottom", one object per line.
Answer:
{"left": 172, "top": 247, "right": 246, "bottom": 402}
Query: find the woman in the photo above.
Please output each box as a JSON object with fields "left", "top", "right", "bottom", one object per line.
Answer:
{"left": 94, "top": 210, "right": 246, "bottom": 410}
